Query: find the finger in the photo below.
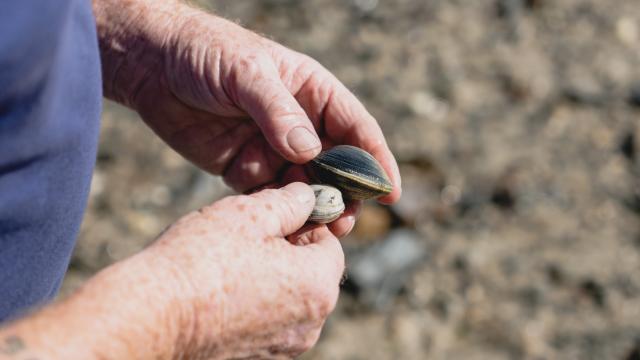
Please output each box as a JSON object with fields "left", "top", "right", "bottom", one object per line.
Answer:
{"left": 243, "top": 163, "right": 305, "bottom": 194}
{"left": 249, "top": 182, "right": 316, "bottom": 237}
{"left": 281, "top": 163, "right": 361, "bottom": 238}
{"left": 327, "top": 200, "right": 362, "bottom": 238}
{"left": 280, "top": 164, "right": 309, "bottom": 185}
{"left": 323, "top": 83, "right": 402, "bottom": 204}
{"left": 280, "top": 164, "right": 358, "bottom": 238}
{"left": 168, "top": 117, "right": 259, "bottom": 175}
{"left": 290, "top": 60, "right": 402, "bottom": 203}
{"left": 222, "top": 135, "right": 287, "bottom": 193}
{"left": 292, "top": 65, "right": 402, "bottom": 204}
{"left": 234, "top": 58, "right": 322, "bottom": 164}
{"left": 268, "top": 323, "right": 324, "bottom": 358}
{"left": 279, "top": 56, "right": 400, "bottom": 202}
{"left": 286, "top": 222, "right": 324, "bottom": 245}
{"left": 297, "top": 226, "right": 345, "bottom": 298}
{"left": 135, "top": 82, "right": 261, "bottom": 176}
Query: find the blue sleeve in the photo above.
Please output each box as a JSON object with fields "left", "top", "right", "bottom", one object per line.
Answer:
{"left": 0, "top": 0, "right": 102, "bottom": 321}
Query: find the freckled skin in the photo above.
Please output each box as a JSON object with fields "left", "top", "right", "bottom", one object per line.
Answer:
{"left": 0, "top": 0, "right": 407, "bottom": 356}
{"left": 92, "top": 0, "right": 404, "bottom": 241}
{"left": 148, "top": 184, "right": 344, "bottom": 358}
{"left": 0, "top": 184, "right": 344, "bottom": 359}
{"left": 95, "top": 0, "right": 402, "bottom": 207}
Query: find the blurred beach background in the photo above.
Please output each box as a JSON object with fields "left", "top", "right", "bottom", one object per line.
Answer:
{"left": 62, "top": 0, "right": 640, "bottom": 358}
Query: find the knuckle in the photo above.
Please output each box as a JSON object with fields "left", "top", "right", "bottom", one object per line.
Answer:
{"left": 233, "top": 51, "right": 271, "bottom": 79}
{"left": 281, "top": 195, "right": 302, "bottom": 220}
{"left": 301, "top": 330, "right": 321, "bottom": 352}
{"left": 318, "top": 284, "right": 339, "bottom": 317}
{"left": 264, "top": 94, "right": 305, "bottom": 122}
{"left": 252, "top": 188, "right": 279, "bottom": 205}
{"left": 302, "top": 280, "right": 338, "bottom": 320}
{"left": 288, "top": 334, "right": 310, "bottom": 355}
{"left": 270, "top": 328, "right": 319, "bottom": 357}
{"left": 279, "top": 188, "right": 299, "bottom": 206}
{"left": 286, "top": 331, "right": 320, "bottom": 356}
{"left": 299, "top": 54, "right": 324, "bottom": 72}
{"left": 250, "top": 189, "right": 291, "bottom": 226}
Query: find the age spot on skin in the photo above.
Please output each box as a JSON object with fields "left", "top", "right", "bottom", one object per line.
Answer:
{"left": 251, "top": 214, "right": 257, "bottom": 223}
{"left": 266, "top": 204, "right": 273, "bottom": 211}
{"left": 223, "top": 282, "right": 233, "bottom": 295}
{"left": 0, "top": 335, "right": 25, "bottom": 355}
{"left": 237, "top": 203, "right": 246, "bottom": 211}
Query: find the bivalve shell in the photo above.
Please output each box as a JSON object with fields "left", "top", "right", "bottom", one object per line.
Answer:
{"left": 309, "top": 145, "right": 393, "bottom": 200}
{"left": 309, "top": 184, "right": 345, "bottom": 223}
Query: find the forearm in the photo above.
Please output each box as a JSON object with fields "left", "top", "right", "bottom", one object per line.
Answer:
{"left": 0, "top": 251, "right": 192, "bottom": 360}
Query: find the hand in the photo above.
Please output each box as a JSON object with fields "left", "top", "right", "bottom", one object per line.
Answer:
{"left": 148, "top": 183, "right": 344, "bottom": 358}
{"left": 95, "top": 0, "right": 402, "bottom": 236}
{"left": 0, "top": 183, "right": 342, "bottom": 359}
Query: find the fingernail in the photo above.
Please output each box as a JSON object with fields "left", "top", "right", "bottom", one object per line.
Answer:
{"left": 286, "top": 126, "right": 321, "bottom": 154}
{"left": 284, "top": 182, "right": 315, "bottom": 205}
{"left": 347, "top": 215, "right": 356, "bottom": 229}
{"left": 338, "top": 215, "right": 356, "bottom": 238}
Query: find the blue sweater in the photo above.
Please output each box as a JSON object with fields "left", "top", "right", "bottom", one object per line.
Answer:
{"left": 0, "top": 0, "right": 102, "bottom": 321}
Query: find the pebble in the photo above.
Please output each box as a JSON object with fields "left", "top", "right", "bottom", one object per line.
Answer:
{"left": 352, "top": 0, "right": 378, "bottom": 13}
{"left": 408, "top": 91, "right": 449, "bottom": 122}
{"left": 89, "top": 171, "right": 105, "bottom": 198}
{"left": 629, "top": 83, "right": 640, "bottom": 108}
{"left": 440, "top": 185, "right": 462, "bottom": 206}
{"left": 350, "top": 203, "right": 392, "bottom": 243}
{"left": 347, "top": 229, "right": 427, "bottom": 309}
{"left": 616, "top": 17, "right": 639, "bottom": 46}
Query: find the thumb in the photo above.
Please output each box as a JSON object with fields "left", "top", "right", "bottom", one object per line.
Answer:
{"left": 249, "top": 182, "right": 316, "bottom": 237}
{"left": 234, "top": 60, "right": 321, "bottom": 163}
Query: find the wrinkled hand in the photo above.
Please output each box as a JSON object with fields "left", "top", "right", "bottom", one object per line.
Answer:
{"left": 146, "top": 183, "right": 343, "bottom": 358}
{"left": 0, "top": 183, "right": 343, "bottom": 359}
{"left": 96, "top": 1, "right": 401, "bottom": 235}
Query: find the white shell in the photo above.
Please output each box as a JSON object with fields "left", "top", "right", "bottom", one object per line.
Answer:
{"left": 309, "top": 184, "right": 345, "bottom": 223}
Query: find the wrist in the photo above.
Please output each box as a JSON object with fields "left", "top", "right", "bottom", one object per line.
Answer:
{"left": 101, "top": 248, "right": 198, "bottom": 358}
{"left": 145, "top": 238, "right": 227, "bottom": 358}
{"left": 1, "top": 249, "right": 196, "bottom": 359}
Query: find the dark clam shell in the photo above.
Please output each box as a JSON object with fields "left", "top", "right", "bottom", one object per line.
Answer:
{"left": 309, "top": 145, "right": 393, "bottom": 200}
